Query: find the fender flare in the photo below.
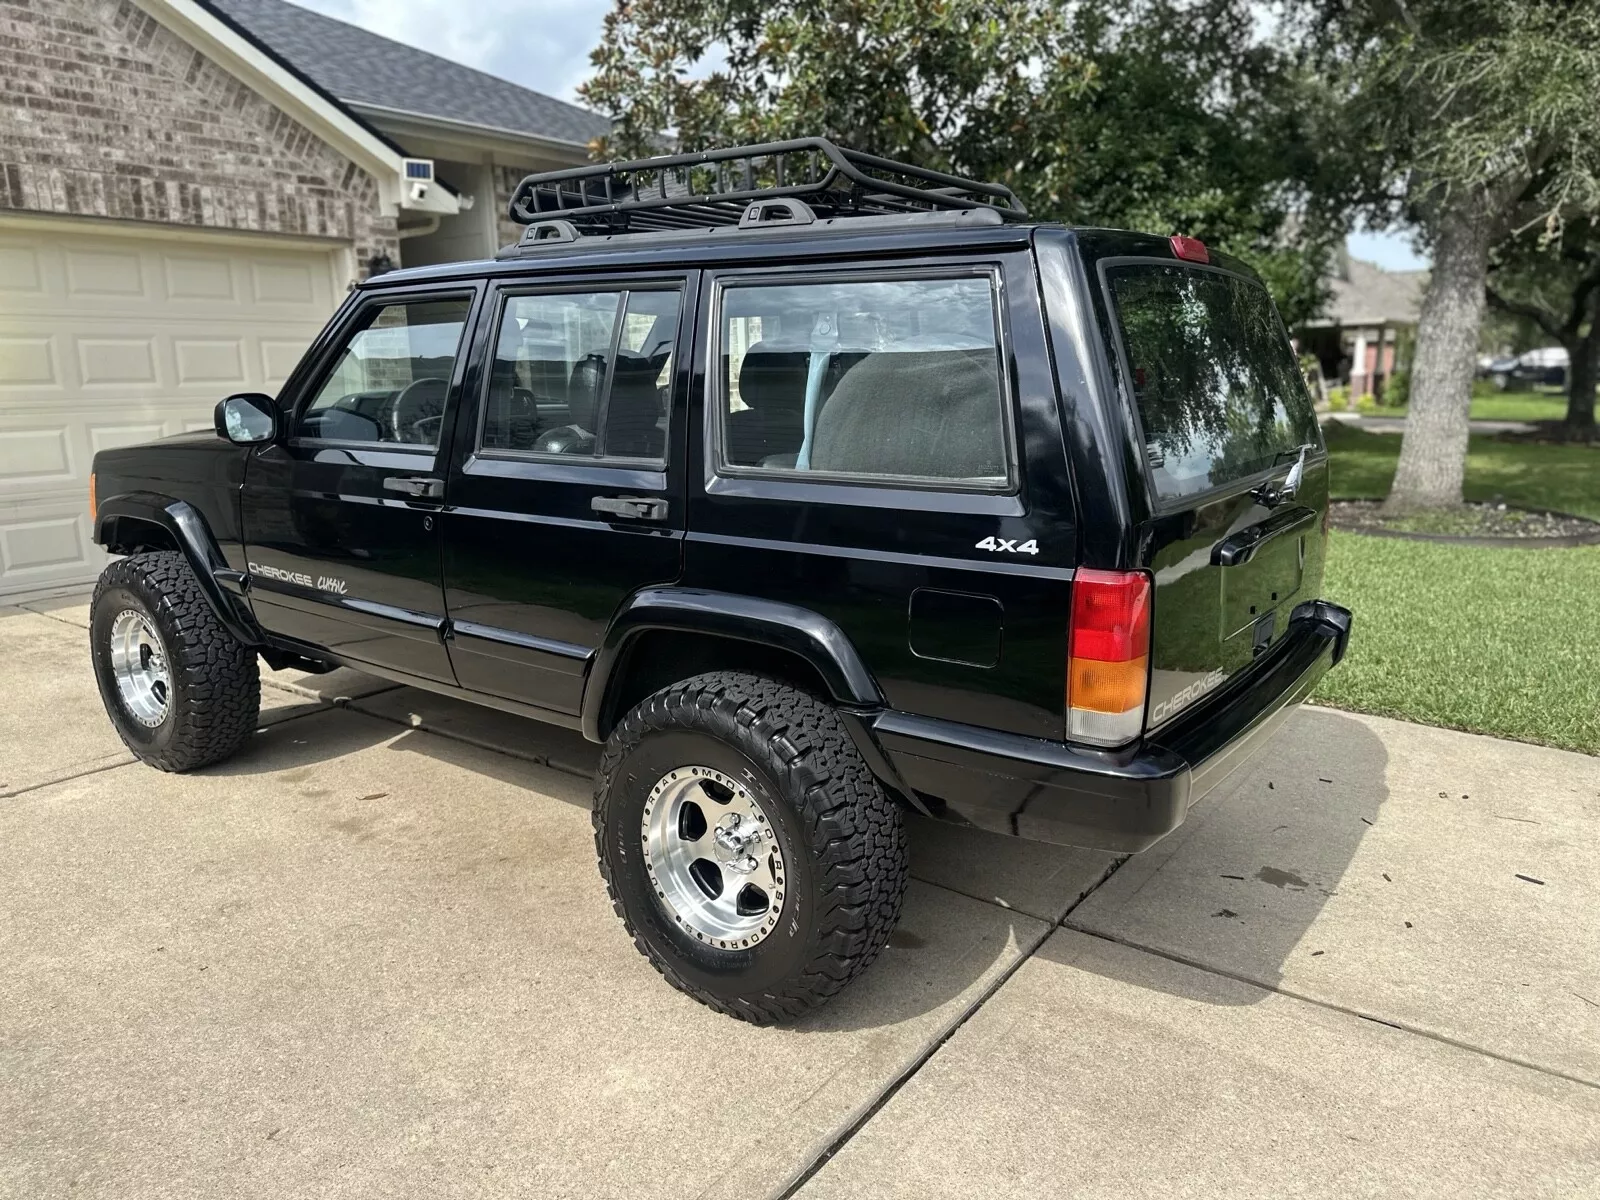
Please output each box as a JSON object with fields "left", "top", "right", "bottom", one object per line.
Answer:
{"left": 582, "top": 587, "right": 925, "bottom": 812}
{"left": 94, "top": 492, "right": 263, "bottom": 647}
{"left": 582, "top": 587, "right": 884, "bottom": 742}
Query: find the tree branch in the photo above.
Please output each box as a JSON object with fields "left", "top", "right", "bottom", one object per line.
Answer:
{"left": 1486, "top": 286, "right": 1567, "bottom": 344}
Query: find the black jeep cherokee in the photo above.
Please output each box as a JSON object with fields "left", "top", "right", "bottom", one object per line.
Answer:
{"left": 87, "top": 140, "right": 1350, "bottom": 1023}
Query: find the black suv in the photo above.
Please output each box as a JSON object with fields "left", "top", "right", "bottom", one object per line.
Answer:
{"left": 87, "top": 140, "right": 1350, "bottom": 1023}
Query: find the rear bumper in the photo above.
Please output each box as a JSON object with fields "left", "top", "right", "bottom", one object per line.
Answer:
{"left": 871, "top": 600, "right": 1352, "bottom": 853}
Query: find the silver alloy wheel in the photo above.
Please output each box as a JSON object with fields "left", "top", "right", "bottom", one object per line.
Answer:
{"left": 641, "top": 765, "right": 786, "bottom": 949}
{"left": 108, "top": 609, "right": 171, "bottom": 727}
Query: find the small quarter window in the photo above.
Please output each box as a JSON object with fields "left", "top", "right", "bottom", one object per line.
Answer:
{"left": 717, "top": 276, "right": 1009, "bottom": 486}
{"left": 298, "top": 297, "right": 472, "bottom": 447}
{"left": 482, "top": 288, "right": 680, "bottom": 461}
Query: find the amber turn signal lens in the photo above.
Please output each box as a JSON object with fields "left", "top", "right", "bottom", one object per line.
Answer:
{"left": 1068, "top": 655, "right": 1149, "bottom": 715}
{"left": 88, "top": 472, "right": 96, "bottom": 523}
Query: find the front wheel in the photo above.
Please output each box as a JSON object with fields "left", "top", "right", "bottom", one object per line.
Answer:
{"left": 90, "top": 551, "right": 260, "bottom": 772}
{"left": 594, "top": 672, "right": 908, "bottom": 1023}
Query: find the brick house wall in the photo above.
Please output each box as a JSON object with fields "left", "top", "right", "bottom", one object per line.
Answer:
{"left": 0, "top": 0, "right": 397, "bottom": 269}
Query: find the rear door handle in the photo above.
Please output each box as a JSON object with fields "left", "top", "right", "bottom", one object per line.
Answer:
{"left": 592, "top": 495, "right": 668, "bottom": 521}
{"left": 1211, "top": 505, "right": 1316, "bottom": 567}
{"left": 383, "top": 476, "right": 444, "bottom": 500}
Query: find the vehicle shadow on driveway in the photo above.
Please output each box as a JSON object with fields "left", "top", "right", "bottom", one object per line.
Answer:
{"left": 1064, "top": 706, "right": 1391, "bottom": 1005}
{"left": 198, "top": 702, "right": 1040, "bottom": 1032}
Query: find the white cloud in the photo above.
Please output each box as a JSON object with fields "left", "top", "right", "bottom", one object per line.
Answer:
{"left": 287, "top": 0, "right": 611, "bottom": 104}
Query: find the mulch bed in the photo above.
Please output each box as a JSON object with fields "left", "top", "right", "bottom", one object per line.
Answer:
{"left": 1329, "top": 500, "right": 1600, "bottom": 547}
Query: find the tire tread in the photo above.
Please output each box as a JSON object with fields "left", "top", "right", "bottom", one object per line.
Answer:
{"left": 593, "top": 671, "right": 907, "bottom": 1024}
{"left": 91, "top": 551, "right": 259, "bottom": 772}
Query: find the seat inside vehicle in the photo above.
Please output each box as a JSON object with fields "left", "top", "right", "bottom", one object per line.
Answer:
{"left": 809, "top": 348, "right": 1006, "bottom": 481}
{"left": 726, "top": 342, "right": 809, "bottom": 466}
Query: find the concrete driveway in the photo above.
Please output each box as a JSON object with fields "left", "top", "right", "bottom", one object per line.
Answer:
{"left": 3, "top": 591, "right": 1597, "bottom": 1199}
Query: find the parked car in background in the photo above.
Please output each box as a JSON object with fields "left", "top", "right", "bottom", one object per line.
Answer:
{"left": 1480, "top": 346, "right": 1569, "bottom": 390}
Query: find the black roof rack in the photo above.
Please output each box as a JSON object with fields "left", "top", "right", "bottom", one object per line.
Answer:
{"left": 506, "top": 137, "right": 1028, "bottom": 235}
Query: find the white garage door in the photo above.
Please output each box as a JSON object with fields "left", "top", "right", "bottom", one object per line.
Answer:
{"left": 0, "top": 223, "right": 343, "bottom": 597}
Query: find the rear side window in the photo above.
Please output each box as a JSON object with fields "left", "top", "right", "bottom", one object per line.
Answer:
{"left": 1106, "top": 264, "right": 1321, "bottom": 502}
{"left": 481, "top": 288, "right": 680, "bottom": 463}
{"left": 716, "top": 275, "right": 1009, "bottom": 487}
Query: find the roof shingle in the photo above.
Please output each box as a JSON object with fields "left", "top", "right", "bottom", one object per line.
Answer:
{"left": 205, "top": 0, "right": 611, "bottom": 148}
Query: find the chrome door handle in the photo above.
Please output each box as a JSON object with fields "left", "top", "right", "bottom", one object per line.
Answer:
{"left": 592, "top": 495, "right": 668, "bottom": 521}
{"left": 383, "top": 476, "right": 443, "bottom": 500}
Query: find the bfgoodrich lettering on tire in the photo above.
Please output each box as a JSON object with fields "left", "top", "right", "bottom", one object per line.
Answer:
{"left": 90, "top": 550, "right": 260, "bottom": 772}
{"left": 593, "top": 671, "right": 908, "bottom": 1023}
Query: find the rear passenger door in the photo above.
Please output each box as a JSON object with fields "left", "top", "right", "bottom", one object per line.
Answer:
{"left": 686, "top": 256, "right": 1077, "bottom": 740}
{"left": 440, "top": 273, "right": 694, "bottom": 718}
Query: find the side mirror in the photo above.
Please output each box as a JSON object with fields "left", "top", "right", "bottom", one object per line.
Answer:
{"left": 215, "top": 393, "right": 280, "bottom": 445}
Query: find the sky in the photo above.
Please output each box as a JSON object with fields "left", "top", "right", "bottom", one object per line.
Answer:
{"left": 286, "top": 0, "right": 1431, "bottom": 272}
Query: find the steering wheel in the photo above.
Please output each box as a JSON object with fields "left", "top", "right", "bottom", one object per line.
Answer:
{"left": 391, "top": 377, "right": 449, "bottom": 444}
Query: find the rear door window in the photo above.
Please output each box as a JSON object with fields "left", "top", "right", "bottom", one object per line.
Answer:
{"left": 1105, "top": 264, "right": 1321, "bottom": 502}
{"left": 715, "top": 274, "right": 1010, "bottom": 488}
{"left": 480, "top": 287, "right": 680, "bottom": 462}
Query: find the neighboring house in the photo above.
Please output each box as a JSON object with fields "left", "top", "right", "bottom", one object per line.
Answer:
{"left": 0, "top": 0, "right": 610, "bottom": 597}
{"left": 1299, "top": 252, "right": 1429, "bottom": 400}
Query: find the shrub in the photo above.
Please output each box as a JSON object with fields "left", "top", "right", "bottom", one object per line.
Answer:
{"left": 1327, "top": 385, "right": 1350, "bottom": 412}
{"left": 1356, "top": 392, "right": 1378, "bottom": 413}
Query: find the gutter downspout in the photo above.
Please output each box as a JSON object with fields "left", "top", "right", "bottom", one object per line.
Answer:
{"left": 396, "top": 216, "right": 441, "bottom": 240}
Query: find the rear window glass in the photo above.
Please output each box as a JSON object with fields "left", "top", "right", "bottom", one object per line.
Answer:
{"left": 1106, "top": 264, "right": 1321, "bottom": 502}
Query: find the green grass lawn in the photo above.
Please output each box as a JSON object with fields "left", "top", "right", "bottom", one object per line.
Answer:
{"left": 1323, "top": 421, "right": 1600, "bottom": 518}
{"left": 1355, "top": 386, "right": 1572, "bottom": 423}
{"left": 1315, "top": 424, "right": 1600, "bottom": 754}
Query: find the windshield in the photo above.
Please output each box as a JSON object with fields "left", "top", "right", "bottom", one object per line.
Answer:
{"left": 1106, "top": 264, "right": 1321, "bottom": 502}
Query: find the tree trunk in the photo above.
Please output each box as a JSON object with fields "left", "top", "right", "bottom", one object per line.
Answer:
{"left": 1565, "top": 292, "right": 1599, "bottom": 439}
{"left": 1383, "top": 190, "right": 1496, "bottom": 513}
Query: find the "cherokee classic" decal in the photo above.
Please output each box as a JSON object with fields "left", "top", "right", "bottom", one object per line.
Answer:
{"left": 248, "top": 562, "right": 348, "bottom": 596}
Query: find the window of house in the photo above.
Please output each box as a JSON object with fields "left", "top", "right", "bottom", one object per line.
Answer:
{"left": 716, "top": 275, "right": 1009, "bottom": 486}
{"left": 481, "top": 288, "right": 680, "bottom": 462}
{"left": 297, "top": 297, "right": 472, "bottom": 447}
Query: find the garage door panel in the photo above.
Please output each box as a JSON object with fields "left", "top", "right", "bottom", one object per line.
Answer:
{"left": 65, "top": 247, "right": 149, "bottom": 299}
{"left": 77, "top": 337, "right": 160, "bottom": 387}
{"left": 0, "top": 225, "right": 340, "bottom": 596}
{"left": 0, "top": 497, "right": 98, "bottom": 584}
{"left": 164, "top": 255, "right": 238, "bottom": 303}
{"left": 0, "top": 242, "right": 44, "bottom": 295}
{"left": 0, "top": 336, "right": 61, "bottom": 389}
{"left": 0, "top": 427, "right": 74, "bottom": 487}
{"left": 250, "top": 257, "right": 321, "bottom": 306}
{"left": 174, "top": 338, "right": 248, "bottom": 387}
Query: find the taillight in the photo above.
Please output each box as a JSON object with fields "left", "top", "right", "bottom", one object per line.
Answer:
{"left": 1067, "top": 568, "right": 1152, "bottom": 746}
{"left": 1170, "top": 234, "right": 1209, "bottom": 263}
{"left": 88, "top": 472, "right": 97, "bottom": 523}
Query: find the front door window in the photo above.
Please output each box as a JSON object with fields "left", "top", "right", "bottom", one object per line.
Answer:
{"left": 297, "top": 297, "right": 474, "bottom": 448}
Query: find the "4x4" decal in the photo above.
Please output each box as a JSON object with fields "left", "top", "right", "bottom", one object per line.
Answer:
{"left": 974, "top": 536, "right": 1039, "bottom": 556}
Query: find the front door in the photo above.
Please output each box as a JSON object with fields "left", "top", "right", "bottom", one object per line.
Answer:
{"left": 440, "top": 274, "right": 693, "bottom": 717}
{"left": 241, "top": 285, "right": 481, "bottom": 684}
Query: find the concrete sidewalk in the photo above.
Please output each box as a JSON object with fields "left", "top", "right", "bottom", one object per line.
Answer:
{"left": 3, "top": 592, "right": 1596, "bottom": 1198}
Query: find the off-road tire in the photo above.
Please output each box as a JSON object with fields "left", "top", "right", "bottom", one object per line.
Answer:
{"left": 90, "top": 551, "right": 260, "bottom": 772}
{"left": 594, "top": 671, "right": 908, "bottom": 1023}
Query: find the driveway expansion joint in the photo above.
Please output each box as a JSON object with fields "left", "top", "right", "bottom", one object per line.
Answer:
{"left": 774, "top": 847, "right": 1133, "bottom": 1199}
{"left": 1060, "top": 922, "right": 1600, "bottom": 1094}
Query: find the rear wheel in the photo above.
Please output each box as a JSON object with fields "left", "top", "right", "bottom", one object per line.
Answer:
{"left": 90, "top": 551, "right": 260, "bottom": 772}
{"left": 594, "top": 671, "right": 907, "bottom": 1023}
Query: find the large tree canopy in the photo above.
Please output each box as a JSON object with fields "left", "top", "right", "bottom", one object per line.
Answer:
{"left": 579, "top": 0, "right": 1342, "bottom": 324}
{"left": 1300, "top": 0, "right": 1600, "bottom": 509}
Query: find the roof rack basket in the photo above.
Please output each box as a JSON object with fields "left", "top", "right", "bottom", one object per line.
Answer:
{"left": 506, "top": 137, "right": 1028, "bottom": 234}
